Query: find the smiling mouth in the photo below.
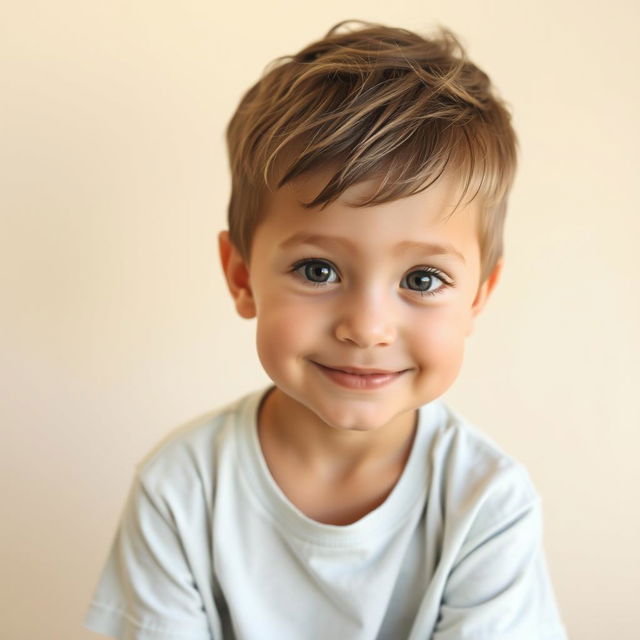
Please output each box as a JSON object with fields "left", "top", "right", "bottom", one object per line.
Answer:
{"left": 311, "top": 361, "right": 408, "bottom": 390}
{"left": 317, "top": 363, "right": 404, "bottom": 375}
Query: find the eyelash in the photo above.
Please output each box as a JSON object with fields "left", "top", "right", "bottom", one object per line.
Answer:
{"left": 289, "top": 258, "right": 454, "bottom": 297}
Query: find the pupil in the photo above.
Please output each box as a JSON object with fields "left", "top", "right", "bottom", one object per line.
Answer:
{"left": 308, "top": 263, "right": 329, "bottom": 281}
{"left": 412, "top": 272, "right": 432, "bottom": 290}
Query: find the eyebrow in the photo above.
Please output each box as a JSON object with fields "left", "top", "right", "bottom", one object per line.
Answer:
{"left": 278, "top": 232, "right": 466, "bottom": 263}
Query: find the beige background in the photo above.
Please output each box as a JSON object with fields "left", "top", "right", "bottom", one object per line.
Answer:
{"left": 2, "top": 1, "right": 638, "bottom": 638}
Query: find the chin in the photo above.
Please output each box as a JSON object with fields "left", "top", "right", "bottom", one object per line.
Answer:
{"left": 309, "top": 400, "right": 400, "bottom": 432}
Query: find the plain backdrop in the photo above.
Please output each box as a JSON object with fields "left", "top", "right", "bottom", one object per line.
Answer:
{"left": 2, "top": 1, "right": 639, "bottom": 638}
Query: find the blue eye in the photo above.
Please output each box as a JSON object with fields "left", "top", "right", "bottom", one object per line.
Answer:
{"left": 292, "top": 259, "right": 339, "bottom": 286}
{"left": 290, "top": 260, "right": 451, "bottom": 296}
{"left": 401, "top": 268, "right": 448, "bottom": 296}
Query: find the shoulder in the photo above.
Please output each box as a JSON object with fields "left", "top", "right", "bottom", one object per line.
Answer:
{"left": 421, "top": 404, "right": 567, "bottom": 638}
{"left": 133, "top": 387, "right": 266, "bottom": 497}
{"left": 425, "top": 400, "right": 540, "bottom": 538}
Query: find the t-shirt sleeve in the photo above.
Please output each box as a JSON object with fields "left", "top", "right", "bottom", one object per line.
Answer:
{"left": 84, "top": 473, "right": 214, "bottom": 640}
{"left": 432, "top": 486, "right": 567, "bottom": 640}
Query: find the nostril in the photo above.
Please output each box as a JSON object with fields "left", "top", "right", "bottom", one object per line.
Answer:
{"left": 334, "top": 322, "right": 397, "bottom": 348}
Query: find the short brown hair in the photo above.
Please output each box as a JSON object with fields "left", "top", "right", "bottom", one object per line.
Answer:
{"left": 225, "top": 20, "right": 518, "bottom": 282}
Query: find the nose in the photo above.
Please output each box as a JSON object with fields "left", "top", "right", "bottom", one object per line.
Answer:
{"left": 334, "top": 287, "right": 397, "bottom": 348}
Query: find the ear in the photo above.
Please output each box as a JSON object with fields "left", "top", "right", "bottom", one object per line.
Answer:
{"left": 466, "top": 257, "right": 504, "bottom": 336}
{"left": 218, "top": 230, "right": 256, "bottom": 319}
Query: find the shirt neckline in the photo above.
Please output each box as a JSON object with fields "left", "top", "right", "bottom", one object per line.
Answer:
{"left": 235, "top": 385, "right": 441, "bottom": 547}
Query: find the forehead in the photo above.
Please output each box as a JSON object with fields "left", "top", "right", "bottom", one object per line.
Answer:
{"left": 256, "top": 168, "right": 481, "bottom": 258}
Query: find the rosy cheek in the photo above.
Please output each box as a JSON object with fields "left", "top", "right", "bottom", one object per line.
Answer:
{"left": 412, "top": 312, "right": 466, "bottom": 366}
{"left": 255, "top": 299, "right": 318, "bottom": 367}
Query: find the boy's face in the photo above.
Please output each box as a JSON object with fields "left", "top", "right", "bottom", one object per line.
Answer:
{"left": 219, "top": 170, "right": 501, "bottom": 434}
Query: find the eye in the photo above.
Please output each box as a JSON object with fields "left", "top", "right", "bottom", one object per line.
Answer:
{"left": 291, "top": 259, "right": 339, "bottom": 286}
{"left": 401, "top": 267, "right": 450, "bottom": 297}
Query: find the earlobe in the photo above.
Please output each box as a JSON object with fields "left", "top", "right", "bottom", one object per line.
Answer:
{"left": 218, "top": 230, "right": 256, "bottom": 319}
{"left": 466, "top": 258, "right": 504, "bottom": 336}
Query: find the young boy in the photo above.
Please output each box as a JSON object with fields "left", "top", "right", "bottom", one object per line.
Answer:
{"left": 84, "top": 20, "right": 567, "bottom": 639}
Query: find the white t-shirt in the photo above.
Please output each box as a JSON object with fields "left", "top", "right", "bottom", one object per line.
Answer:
{"left": 84, "top": 385, "right": 567, "bottom": 640}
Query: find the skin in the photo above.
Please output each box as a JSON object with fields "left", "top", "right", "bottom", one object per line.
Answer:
{"left": 219, "top": 169, "right": 502, "bottom": 524}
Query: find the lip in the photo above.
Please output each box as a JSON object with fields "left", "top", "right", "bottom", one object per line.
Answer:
{"left": 312, "top": 361, "right": 407, "bottom": 390}
{"left": 322, "top": 365, "right": 401, "bottom": 375}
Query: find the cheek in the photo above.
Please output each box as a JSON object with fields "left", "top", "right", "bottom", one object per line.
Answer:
{"left": 411, "top": 309, "right": 468, "bottom": 373}
{"left": 254, "top": 297, "right": 325, "bottom": 373}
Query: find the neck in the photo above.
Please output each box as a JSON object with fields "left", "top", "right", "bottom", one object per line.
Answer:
{"left": 258, "top": 386, "right": 418, "bottom": 478}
